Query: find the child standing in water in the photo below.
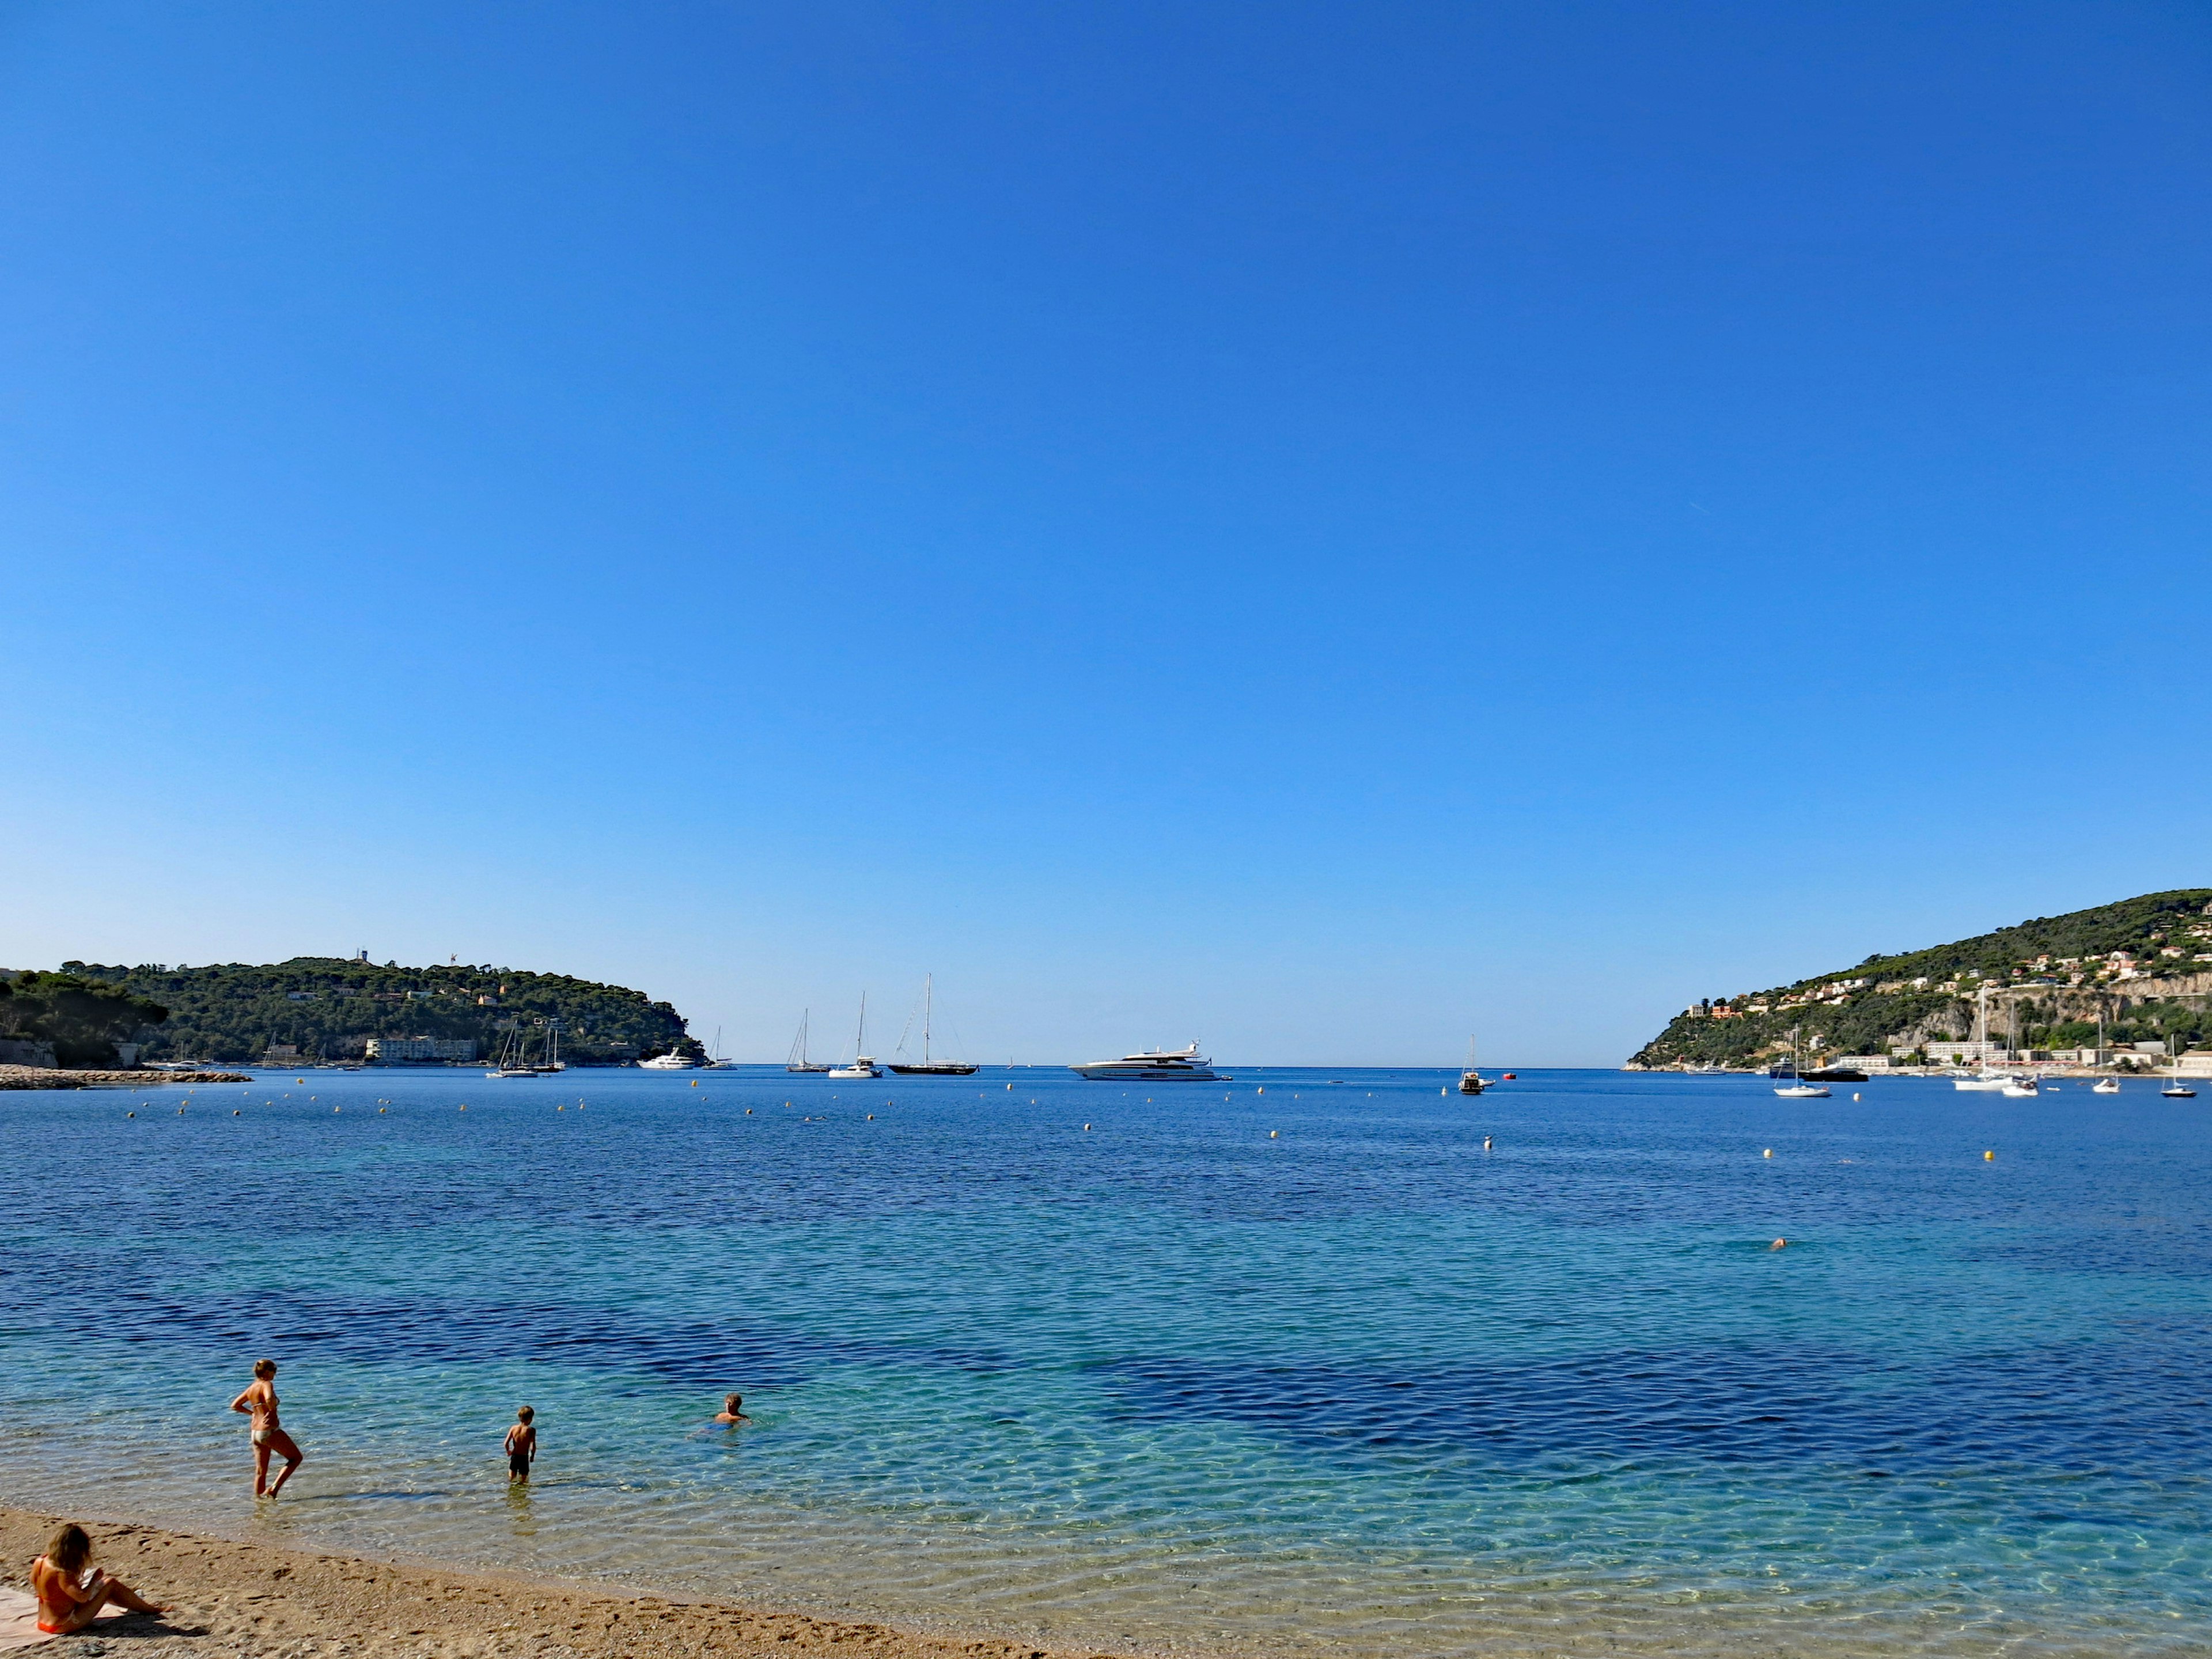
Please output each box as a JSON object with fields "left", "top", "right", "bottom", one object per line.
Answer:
{"left": 504, "top": 1406, "right": 537, "bottom": 1483}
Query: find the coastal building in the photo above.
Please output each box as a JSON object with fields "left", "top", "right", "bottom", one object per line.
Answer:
{"left": 365, "top": 1036, "right": 479, "bottom": 1063}
{"left": 1830, "top": 1054, "right": 1892, "bottom": 1069}
{"left": 1927, "top": 1041, "right": 2003, "bottom": 1063}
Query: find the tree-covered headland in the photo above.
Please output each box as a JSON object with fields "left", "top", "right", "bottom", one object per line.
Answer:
{"left": 1632, "top": 889, "right": 2212, "bottom": 1069}
{"left": 26, "top": 959, "right": 699, "bottom": 1065}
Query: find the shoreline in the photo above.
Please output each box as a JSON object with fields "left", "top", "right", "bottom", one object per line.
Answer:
{"left": 0, "top": 1506, "right": 1112, "bottom": 1659}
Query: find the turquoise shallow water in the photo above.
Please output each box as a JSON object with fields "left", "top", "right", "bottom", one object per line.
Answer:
{"left": 1, "top": 1065, "right": 2207, "bottom": 1656}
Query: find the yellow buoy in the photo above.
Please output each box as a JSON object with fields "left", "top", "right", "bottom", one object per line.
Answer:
{"left": 557, "top": 1104, "right": 565, "bottom": 1111}
{"left": 1984, "top": 1149, "right": 1994, "bottom": 1161}
{"left": 1763, "top": 1148, "right": 1772, "bottom": 1158}
{"left": 691, "top": 1080, "right": 699, "bottom": 1086}
{"left": 297, "top": 1078, "right": 305, "bottom": 1084}
{"left": 333, "top": 1105, "right": 340, "bottom": 1112}
{"left": 379, "top": 1107, "right": 386, "bottom": 1113}
{"left": 459, "top": 1104, "right": 467, "bottom": 1111}
{"left": 1270, "top": 1129, "right": 1279, "bottom": 1138}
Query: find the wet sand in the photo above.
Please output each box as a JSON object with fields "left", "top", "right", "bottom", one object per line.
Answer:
{"left": 0, "top": 1509, "right": 1118, "bottom": 1659}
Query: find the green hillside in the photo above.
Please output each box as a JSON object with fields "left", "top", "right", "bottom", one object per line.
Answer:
{"left": 1632, "top": 889, "right": 2212, "bottom": 1069}
{"left": 51, "top": 958, "right": 698, "bottom": 1066}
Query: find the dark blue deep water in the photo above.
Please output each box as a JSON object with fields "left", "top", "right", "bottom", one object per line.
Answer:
{"left": 1, "top": 1066, "right": 2206, "bottom": 1656}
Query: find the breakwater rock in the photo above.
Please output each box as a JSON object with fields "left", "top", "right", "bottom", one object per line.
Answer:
{"left": 0, "top": 1065, "right": 252, "bottom": 1090}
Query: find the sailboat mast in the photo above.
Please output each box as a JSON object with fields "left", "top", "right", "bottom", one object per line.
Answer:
{"left": 855, "top": 993, "right": 867, "bottom": 1059}
{"left": 924, "top": 974, "right": 933, "bottom": 1066}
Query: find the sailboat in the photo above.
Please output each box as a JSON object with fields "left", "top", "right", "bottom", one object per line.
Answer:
{"left": 1457, "top": 1037, "right": 1486, "bottom": 1096}
{"left": 2162, "top": 1035, "right": 2196, "bottom": 1098}
{"left": 707, "top": 1025, "right": 743, "bottom": 1068}
{"left": 786, "top": 1011, "right": 832, "bottom": 1073}
{"left": 1774, "top": 1029, "right": 1830, "bottom": 1097}
{"left": 827, "top": 994, "right": 882, "bottom": 1079}
{"left": 486, "top": 1024, "right": 543, "bottom": 1078}
{"left": 887, "top": 975, "right": 978, "bottom": 1075}
{"left": 1954, "top": 985, "right": 2018, "bottom": 1090}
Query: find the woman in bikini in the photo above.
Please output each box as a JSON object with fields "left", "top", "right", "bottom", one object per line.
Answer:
{"left": 30, "top": 1523, "right": 164, "bottom": 1635}
{"left": 229, "top": 1357, "right": 305, "bottom": 1498}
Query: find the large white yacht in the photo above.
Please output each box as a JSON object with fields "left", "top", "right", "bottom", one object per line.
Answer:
{"left": 639, "top": 1050, "right": 701, "bottom": 1070}
{"left": 1070, "top": 1043, "right": 1229, "bottom": 1082}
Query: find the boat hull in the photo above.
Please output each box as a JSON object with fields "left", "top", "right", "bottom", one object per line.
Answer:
{"left": 1071, "top": 1065, "right": 1228, "bottom": 1082}
{"left": 887, "top": 1063, "right": 979, "bottom": 1076}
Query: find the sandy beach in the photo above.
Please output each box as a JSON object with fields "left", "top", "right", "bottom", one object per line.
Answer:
{"left": 0, "top": 1508, "right": 1118, "bottom": 1659}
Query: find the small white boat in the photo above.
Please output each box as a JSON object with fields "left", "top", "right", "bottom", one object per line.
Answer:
{"left": 828, "top": 995, "right": 883, "bottom": 1078}
{"left": 1953, "top": 1073, "right": 2018, "bottom": 1092}
{"left": 2092, "top": 1077, "right": 2120, "bottom": 1094}
{"left": 1774, "top": 1082, "right": 1831, "bottom": 1098}
{"left": 2162, "top": 1081, "right": 2196, "bottom": 1098}
{"left": 2001, "top": 1079, "right": 2039, "bottom": 1097}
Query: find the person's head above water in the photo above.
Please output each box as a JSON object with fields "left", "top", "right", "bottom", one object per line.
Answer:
{"left": 252, "top": 1358, "right": 277, "bottom": 1380}
{"left": 725, "top": 1393, "right": 741, "bottom": 1413}
{"left": 517, "top": 1405, "right": 534, "bottom": 1424}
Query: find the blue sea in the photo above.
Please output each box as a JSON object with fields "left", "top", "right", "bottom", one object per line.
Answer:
{"left": 1, "top": 1065, "right": 2206, "bottom": 1656}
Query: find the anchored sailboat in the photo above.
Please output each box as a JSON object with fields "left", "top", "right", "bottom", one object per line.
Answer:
{"left": 786, "top": 1010, "right": 831, "bottom": 1073}
{"left": 1457, "top": 1037, "right": 1486, "bottom": 1096}
{"left": 888, "top": 975, "right": 979, "bottom": 1075}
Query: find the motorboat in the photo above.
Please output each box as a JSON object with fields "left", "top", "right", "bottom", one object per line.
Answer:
{"left": 828, "top": 995, "right": 883, "bottom": 1078}
{"left": 2092, "top": 1077, "right": 2120, "bottom": 1094}
{"left": 2001, "top": 1078, "right": 2040, "bottom": 1097}
{"left": 639, "top": 1051, "right": 702, "bottom": 1070}
{"left": 1071, "top": 1043, "right": 1229, "bottom": 1082}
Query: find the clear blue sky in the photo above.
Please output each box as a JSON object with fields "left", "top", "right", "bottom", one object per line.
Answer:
{"left": 4, "top": 2, "right": 2209, "bottom": 1065}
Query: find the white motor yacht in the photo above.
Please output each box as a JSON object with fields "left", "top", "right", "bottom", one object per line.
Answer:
{"left": 1071, "top": 1043, "right": 1229, "bottom": 1082}
{"left": 828, "top": 1056, "right": 882, "bottom": 1079}
{"left": 639, "top": 1051, "right": 701, "bottom": 1070}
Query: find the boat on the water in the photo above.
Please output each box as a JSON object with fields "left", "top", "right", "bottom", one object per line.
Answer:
{"left": 1774, "top": 1028, "right": 1830, "bottom": 1097}
{"left": 639, "top": 1050, "right": 701, "bottom": 1070}
{"left": 488, "top": 1021, "right": 563, "bottom": 1077}
{"left": 887, "top": 975, "right": 979, "bottom": 1075}
{"left": 827, "top": 994, "right": 882, "bottom": 1079}
{"left": 2092, "top": 1077, "right": 2121, "bottom": 1094}
{"left": 2002, "top": 1078, "right": 2040, "bottom": 1097}
{"left": 1458, "top": 1036, "right": 1486, "bottom": 1096}
{"left": 786, "top": 1010, "right": 832, "bottom": 1073}
{"left": 1955, "top": 1073, "right": 2019, "bottom": 1092}
{"left": 1071, "top": 1043, "right": 1228, "bottom": 1082}
{"left": 2162, "top": 1037, "right": 2196, "bottom": 1097}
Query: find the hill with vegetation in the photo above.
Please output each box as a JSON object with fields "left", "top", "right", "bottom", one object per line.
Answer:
{"left": 1631, "top": 889, "right": 2212, "bottom": 1070}
{"left": 0, "top": 972, "right": 172, "bottom": 1067}
{"left": 44, "top": 959, "right": 699, "bottom": 1066}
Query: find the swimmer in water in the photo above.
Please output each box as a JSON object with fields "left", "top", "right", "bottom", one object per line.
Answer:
{"left": 714, "top": 1392, "right": 751, "bottom": 1425}
{"left": 1770, "top": 1238, "right": 1788, "bottom": 1250}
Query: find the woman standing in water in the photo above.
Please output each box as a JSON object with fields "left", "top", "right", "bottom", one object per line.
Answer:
{"left": 229, "top": 1358, "right": 304, "bottom": 1498}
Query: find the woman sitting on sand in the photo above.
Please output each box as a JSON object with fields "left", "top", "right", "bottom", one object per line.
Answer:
{"left": 230, "top": 1358, "right": 305, "bottom": 1498}
{"left": 30, "top": 1523, "right": 165, "bottom": 1635}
